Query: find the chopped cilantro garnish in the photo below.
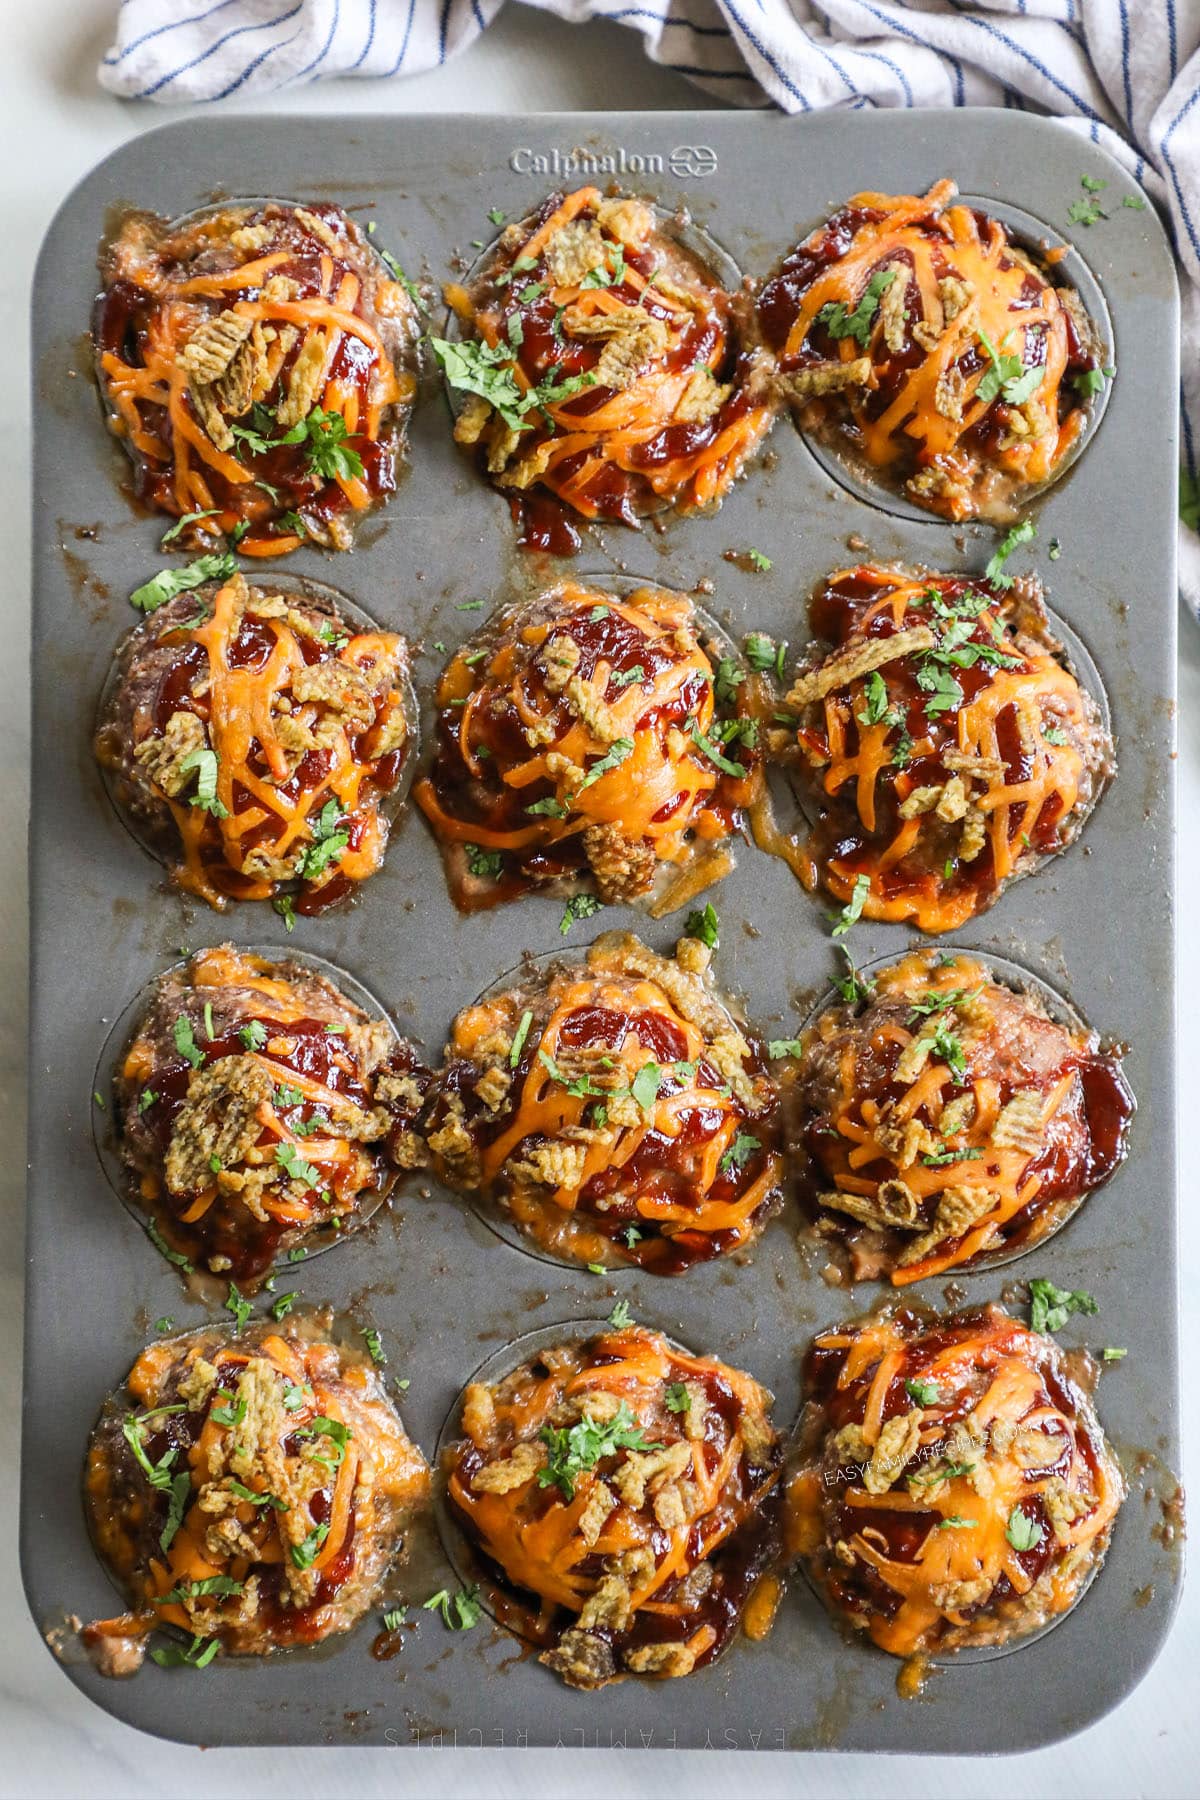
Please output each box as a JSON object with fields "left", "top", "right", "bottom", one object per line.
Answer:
{"left": 538, "top": 1402, "right": 661, "bottom": 1501}
{"left": 299, "top": 799, "right": 349, "bottom": 881}
{"left": 160, "top": 509, "right": 220, "bottom": 546}
{"left": 1005, "top": 1505, "right": 1045, "bottom": 1552}
{"left": 362, "top": 1327, "right": 386, "bottom": 1365}
{"left": 465, "top": 844, "right": 503, "bottom": 880}
{"left": 832, "top": 873, "right": 870, "bottom": 938}
{"left": 664, "top": 1382, "right": 692, "bottom": 1414}
{"left": 746, "top": 548, "right": 772, "bottom": 572}
{"left": 238, "top": 1020, "right": 268, "bottom": 1051}
{"left": 905, "top": 1377, "right": 941, "bottom": 1405}
{"left": 423, "top": 1585, "right": 481, "bottom": 1630}
{"left": 173, "top": 1015, "right": 204, "bottom": 1069}
{"left": 224, "top": 1283, "right": 251, "bottom": 1336}
{"left": 1102, "top": 1346, "right": 1127, "bottom": 1362}
{"left": 431, "top": 335, "right": 594, "bottom": 432}
{"left": 985, "top": 518, "right": 1036, "bottom": 590}
{"left": 975, "top": 328, "right": 1043, "bottom": 407}
{"left": 687, "top": 717, "right": 745, "bottom": 778}
{"left": 931, "top": 1022, "right": 967, "bottom": 1083}
{"left": 145, "top": 1219, "right": 192, "bottom": 1272}
{"left": 1028, "top": 1277, "right": 1098, "bottom": 1335}
{"left": 273, "top": 894, "right": 296, "bottom": 932}
{"left": 767, "top": 1038, "right": 803, "bottom": 1060}
{"left": 122, "top": 1411, "right": 184, "bottom": 1492}
{"left": 270, "top": 1291, "right": 298, "bottom": 1322}
{"left": 150, "top": 1633, "right": 220, "bottom": 1670}
{"left": 131, "top": 550, "right": 239, "bottom": 614}
{"left": 684, "top": 902, "right": 719, "bottom": 949}
{"left": 630, "top": 1063, "right": 663, "bottom": 1113}
{"left": 509, "top": 1010, "right": 534, "bottom": 1068}
{"left": 817, "top": 268, "right": 896, "bottom": 349}
{"left": 744, "top": 632, "right": 787, "bottom": 681}
{"left": 560, "top": 893, "right": 603, "bottom": 935}
{"left": 275, "top": 1141, "right": 319, "bottom": 1187}
{"left": 154, "top": 1574, "right": 244, "bottom": 1606}
{"left": 290, "top": 1523, "right": 331, "bottom": 1570}
{"left": 718, "top": 1132, "right": 760, "bottom": 1177}
{"left": 834, "top": 946, "right": 876, "bottom": 1006}
{"left": 577, "top": 736, "right": 634, "bottom": 791}
{"left": 607, "top": 1299, "right": 632, "bottom": 1328}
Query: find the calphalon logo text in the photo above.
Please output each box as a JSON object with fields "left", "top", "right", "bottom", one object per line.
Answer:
{"left": 509, "top": 145, "right": 717, "bottom": 180}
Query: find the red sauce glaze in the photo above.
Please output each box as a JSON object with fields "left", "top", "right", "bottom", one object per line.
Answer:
{"left": 94, "top": 203, "right": 413, "bottom": 550}
{"left": 788, "top": 567, "right": 1110, "bottom": 934}
{"left": 450, "top": 188, "right": 772, "bottom": 545}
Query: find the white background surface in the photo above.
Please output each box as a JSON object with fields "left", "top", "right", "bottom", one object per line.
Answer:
{"left": 0, "top": 7, "right": 1194, "bottom": 1797}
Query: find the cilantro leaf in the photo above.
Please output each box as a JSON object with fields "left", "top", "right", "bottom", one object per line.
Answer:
{"left": 744, "top": 632, "right": 787, "bottom": 681}
{"left": 607, "top": 1299, "right": 632, "bottom": 1328}
{"left": 423, "top": 1585, "right": 481, "bottom": 1630}
{"left": 223, "top": 1282, "right": 251, "bottom": 1336}
{"left": 301, "top": 408, "right": 365, "bottom": 483}
{"left": 1028, "top": 1277, "right": 1098, "bottom": 1335}
{"left": 290, "top": 1523, "right": 330, "bottom": 1570}
{"left": 718, "top": 1132, "right": 760, "bottom": 1177}
{"left": 684, "top": 902, "right": 719, "bottom": 949}
{"left": 275, "top": 1141, "right": 319, "bottom": 1187}
{"left": 577, "top": 736, "right": 634, "bottom": 791}
{"left": 630, "top": 1063, "right": 663, "bottom": 1113}
{"left": 985, "top": 518, "right": 1037, "bottom": 590}
{"left": 154, "top": 1574, "right": 244, "bottom": 1606}
{"left": 832, "top": 873, "right": 870, "bottom": 938}
{"left": 817, "top": 268, "right": 896, "bottom": 349}
{"left": 173, "top": 1015, "right": 204, "bottom": 1069}
{"left": 298, "top": 799, "right": 349, "bottom": 881}
{"left": 905, "top": 1377, "right": 941, "bottom": 1405}
{"left": 176, "top": 746, "right": 227, "bottom": 819}
{"left": 465, "top": 844, "right": 503, "bottom": 880}
{"left": 538, "top": 1401, "right": 661, "bottom": 1501}
{"left": 131, "top": 552, "right": 238, "bottom": 614}
{"left": 1005, "top": 1505, "right": 1045, "bottom": 1552}
{"left": 150, "top": 1633, "right": 220, "bottom": 1669}
{"left": 560, "top": 893, "right": 603, "bottom": 936}
{"left": 509, "top": 1009, "right": 534, "bottom": 1069}
{"left": 664, "top": 1382, "right": 692, "bottom": 1414}
{"left": 687, "top": 717, "right": 745, "bottom": 778}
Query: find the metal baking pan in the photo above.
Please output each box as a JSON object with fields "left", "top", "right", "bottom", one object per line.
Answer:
{"left": 24, "top": 109, "right": 1180, "bottom": 1751}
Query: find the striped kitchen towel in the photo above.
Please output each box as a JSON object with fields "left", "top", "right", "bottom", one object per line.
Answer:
{"left": 100, "top": 0, "right": 1199, "bottom": 606}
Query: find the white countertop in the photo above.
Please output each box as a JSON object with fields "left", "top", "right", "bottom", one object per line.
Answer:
{"left": 0, "top": 7, "right": 1195, "bottom": 1796}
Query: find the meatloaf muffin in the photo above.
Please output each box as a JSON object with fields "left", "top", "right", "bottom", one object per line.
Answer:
{"left": 444, "top": 1324, "right": 782, "bottom": 1688}
{"left": 788, "top": 1304, "right": 1124, "bottom": 1659}
{"left": 414, "top": 580, "right": 763, "bottom": 915}
{"left": 758, "top": 180, "right": 1107, "bottom": 521}
{"left": 781, "top": 563, "right": 1113, "bottom": 933}
{"left": 83, "top": 1315, "right": 430, "bottom": 1670}
{"left": 422, "top": 930, "right": 783, "bottom": 1273}
{"left": 793, "top": 949, "right": 1133, "bottom": 1285}
{"left": 434, "top": 187, "right": 775, "bottom": 548}
{"left": 95, "top": 200, "right": 419, "bottom": 552}
{"left": 95, "top": 572, "right": 413, "bottom": 913}
{"left": 113, "top": 946, "right": 429, "bottom": 1283}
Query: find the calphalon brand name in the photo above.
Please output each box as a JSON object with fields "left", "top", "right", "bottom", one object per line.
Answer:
{"left": 509, "top": 144, "right": 718, "bottom": 179}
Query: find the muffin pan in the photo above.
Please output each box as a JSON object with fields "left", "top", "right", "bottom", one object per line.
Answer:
{"left": 25, "top": 110, "right": 1179, "bottom": 1750}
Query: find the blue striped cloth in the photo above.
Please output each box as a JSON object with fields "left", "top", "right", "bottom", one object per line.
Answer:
{"left": 100, "top": 0, "right": 1200, "bottom": 606}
